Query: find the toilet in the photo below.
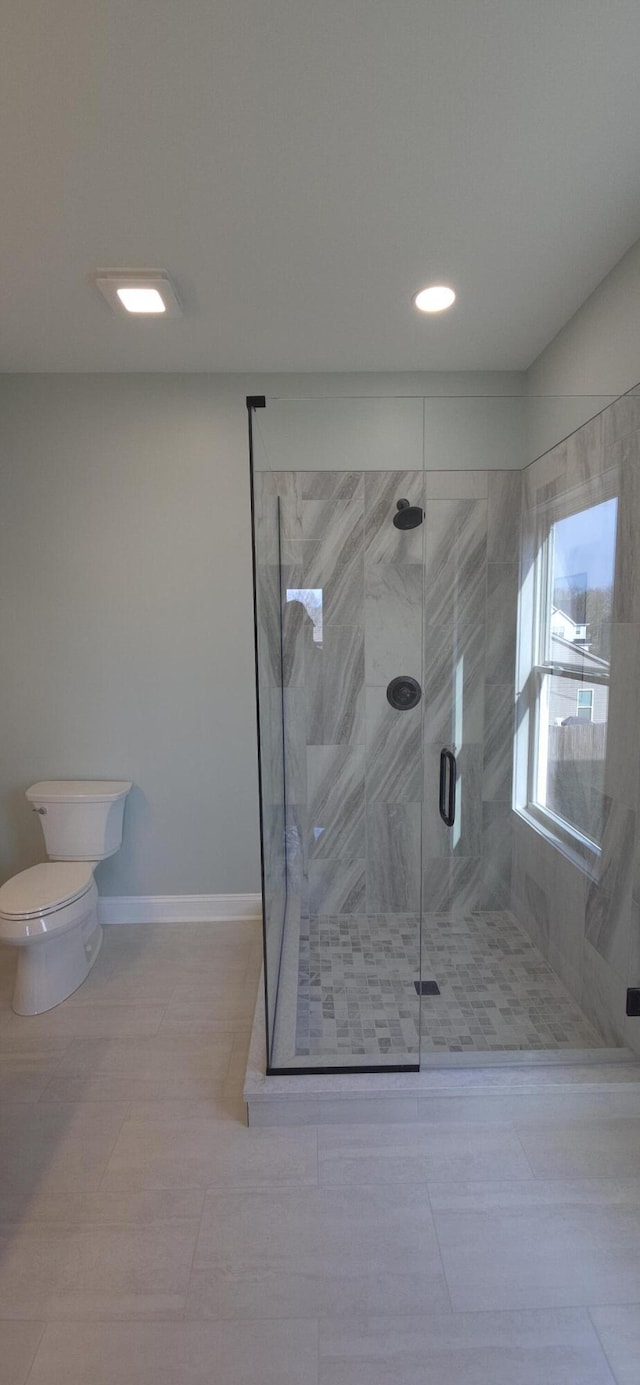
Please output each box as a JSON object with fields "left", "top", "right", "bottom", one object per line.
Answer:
{"left": 0, "top": 781, "right": 132, "bottom": 1015}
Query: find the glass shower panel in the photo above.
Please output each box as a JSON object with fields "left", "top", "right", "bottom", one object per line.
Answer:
{"left": 248, "top": 404, "right": 287, "bottom": 1068}
{"left": 250, "top": 387, "right": 640, "bottom": 1072}
{"left": 253, "top": 397, "right": 425, "bottom": 1072}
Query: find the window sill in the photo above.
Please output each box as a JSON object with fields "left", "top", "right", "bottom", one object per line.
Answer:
{"left": 514, "top": 805, "right": 599, "bottom": 882}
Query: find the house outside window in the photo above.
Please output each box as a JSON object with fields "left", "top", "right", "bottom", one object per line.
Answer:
{"left": 526, "top": 487, "right": 617, "bottom": 852}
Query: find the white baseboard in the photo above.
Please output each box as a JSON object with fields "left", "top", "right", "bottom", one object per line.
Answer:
{"left": 98, "top": 894, "right": 262, "bottom": 926}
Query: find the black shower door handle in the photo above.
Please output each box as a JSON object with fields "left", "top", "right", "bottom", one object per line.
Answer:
{"left": 439, "top": 748, "right": 457, "bottom": 828}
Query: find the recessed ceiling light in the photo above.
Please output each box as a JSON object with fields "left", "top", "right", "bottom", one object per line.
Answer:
{"left": 93, "top": 270, "right": 182, "bottom": 317}
{"left": 116, "top": 286, "right": 166, "bottom": 314}
{"left": 413, "top": 284, "right": 456, "bottom": 313}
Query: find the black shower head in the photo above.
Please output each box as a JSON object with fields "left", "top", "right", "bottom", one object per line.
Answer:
{"left": 393, "top": 498, "right": 424, "bottom": 530}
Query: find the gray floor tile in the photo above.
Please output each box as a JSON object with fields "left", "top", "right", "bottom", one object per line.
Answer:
{"left": 319, "top": 1308, "right": 615, "bottom": 1384}
{"left": 27, "top": 1319, "right": 319, "bottom": 1385}
{"left": 0, "top": 1322, "right": 46, "bottom": 1385}
{"left": 589, "top": 1304, "right": 640, "bottom": 1385}
{"left": 516, "top": 1117, "right": 640, "bottom": 1178}
{"left": 188, "top": 1184, "right": 449, "bottom": 1320}
{"left": 318, "top": 1122, "right": 532, "bottom": 1184}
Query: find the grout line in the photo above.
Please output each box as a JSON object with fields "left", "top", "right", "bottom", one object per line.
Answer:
{"left": 509, "top": 1123, "right": 538, "bottom": 1179}
{"left": 425, "top": 1180, "right": 455, "bottom": 1314}
{"left": 587, "top": 1306, "right": 624, "bottom": 1384}
{"left": 21, "top": 1320, "right": 48, "bottom": 1385}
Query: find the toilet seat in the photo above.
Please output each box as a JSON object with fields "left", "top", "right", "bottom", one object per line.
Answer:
{"left": 0, "top": 862, "right": 94, "bottom": 923}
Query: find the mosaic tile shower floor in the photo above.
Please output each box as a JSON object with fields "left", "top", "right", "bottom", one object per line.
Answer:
{"left": 294, "top": 910, "right": 603, "bottom": 1057}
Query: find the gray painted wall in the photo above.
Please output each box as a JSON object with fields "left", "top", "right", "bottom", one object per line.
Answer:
{"left": 0, "top": 375, "right": 262, "bottom": 895}
{"left": 0, "top": 370, "right": 522, "bottom": 896}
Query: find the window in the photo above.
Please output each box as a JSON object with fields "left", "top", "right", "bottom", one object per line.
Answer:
{"left": 527, "top": 491, "right": 617, "bottom": 851}
{"left": 576, "top": 688, "right": 594, "bottom": 722}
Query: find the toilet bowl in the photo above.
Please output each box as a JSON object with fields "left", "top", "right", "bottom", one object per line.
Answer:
{"left": 0, "top": 781, "right": 131, "bottom": 1014}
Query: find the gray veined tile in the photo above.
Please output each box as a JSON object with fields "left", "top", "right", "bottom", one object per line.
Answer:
{"left": 422, "top": 623, "right": 486, "bottom": 746}
{"left": 422, "top": 744, "right": 453, "bottom": 859}
{"left": 447, "top": 856, "right": 484, "bottom": 915}
{"left": 422, "top": 858, "right": 454, "bottom": 912}
{"left": 478, "top": 802, "right": 513, "bottom": 911}
{"left": 487, "top": 471, "right": 522, "bottom": 562}
{"left": 296, "top": 500, "right": 364, "bottom": 627}
{"left": 273, "top": 471, "right": 303, "bottom": 540}
{"left": 613, "top": 432, "right": 640, "bottom": 623}
{"left": 366, "top": 803, "right": 422, "bottom": 913}
{"left": 307, "top": 745, "right": 365, "bottom": 859}
{"left": 424, "top": 498, "right": 487, "bottom": 630}
{"left": 260, "top": 680, "right": 285, "bottom": 793}
{"left": 252, "top": 471, "right": 280, "bottom": 565}
{"left": 305, "top": 625, "right": 365, "bottom": 745}
{"left": 308, "top": 859, "right": 366, "bottom": 916}
{"left": 319, "top": 1308, "right": 615, "bottom": 1385}
{"left": 256, "top": 561, "right": 284, "bottom": 687}
{"left": 580, "top": 940, "right": 626, "bottom": 1047}
{"left": 365, "top": 685, "right": 422, "bottom": 803}
{"left": 300, "top": 470, "right": 363, "bottom": 501}
{"left": 364, "top": 469, "right": 425, "bottom": 565}
{"left": 364, "top": 563, "right": 423, "bottom": 685}
{"left": 585, "top": 800, "right": 635, "bottom": 978}
{"left": 485, "top": 561, "right": 518, "bottom": 684}
{"left": 283, "top": 688, "right": 307, "bottom": 804}
{"left": 564, "top": 409, "right": 605, "bottom": 490}
{"left": 483, "top": 683, "right": 515, "bottom": 802}
{"left": 604, "top": 623, "right": 640, "bottom": 810}
{"left": 603, "top": 389, "right": 640, "bottom": 445}
{"left": 282, "top": 569, "right": 309, "bottom": 688}
{"left": 301, "top": 492, "right": 363, "bottom": 542}
{"left": 450, "top": 742, "right": 483, "bottom": 858}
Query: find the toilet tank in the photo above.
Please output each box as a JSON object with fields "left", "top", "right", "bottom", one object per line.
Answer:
{"left": 25, "top": 781, "right": 132, "bottom": 861}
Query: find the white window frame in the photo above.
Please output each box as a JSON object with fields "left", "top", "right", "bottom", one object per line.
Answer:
{"left": 576, "top": 687, "right": 594, "bottom": 721}
{"left": 524, "top": 473, "right": 616, "bottom": 860}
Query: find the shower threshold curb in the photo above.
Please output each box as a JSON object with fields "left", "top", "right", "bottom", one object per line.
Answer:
{"left": 244, "top": 973, "right": 640, "bottom": 1126}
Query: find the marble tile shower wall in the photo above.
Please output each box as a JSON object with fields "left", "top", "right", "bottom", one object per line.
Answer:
{"left": 274, "top": 467, "right": 521, "bottom": 921}
{"left": 512, "top": 390, "right": 640, "bottom": 1055}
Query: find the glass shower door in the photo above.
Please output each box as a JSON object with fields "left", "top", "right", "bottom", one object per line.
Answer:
{"left": 251, "top": 397, "right": 425, "bottom": 1073}
{"left": 420, "top": 471, "right": 522, "bottom": 1056}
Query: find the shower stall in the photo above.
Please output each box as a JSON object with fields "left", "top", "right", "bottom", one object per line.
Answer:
{"left": 248, "top": 387, "right": 640, "bottom": 1076}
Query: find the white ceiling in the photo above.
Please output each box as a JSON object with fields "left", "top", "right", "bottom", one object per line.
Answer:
{"left": 2, "top": 1, "right": 640, "bottom": 373}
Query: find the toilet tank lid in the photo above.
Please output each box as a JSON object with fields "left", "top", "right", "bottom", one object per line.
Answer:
{"left": 26, "top": 781, "right": 132, "bottom": 803}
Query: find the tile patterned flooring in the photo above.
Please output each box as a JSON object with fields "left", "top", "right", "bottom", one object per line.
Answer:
{"left": 295, "top": 909, "right": 602, "bottom": 1058}
{"left": 0, "top": 919, "right": 639, "bottom": 1382}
